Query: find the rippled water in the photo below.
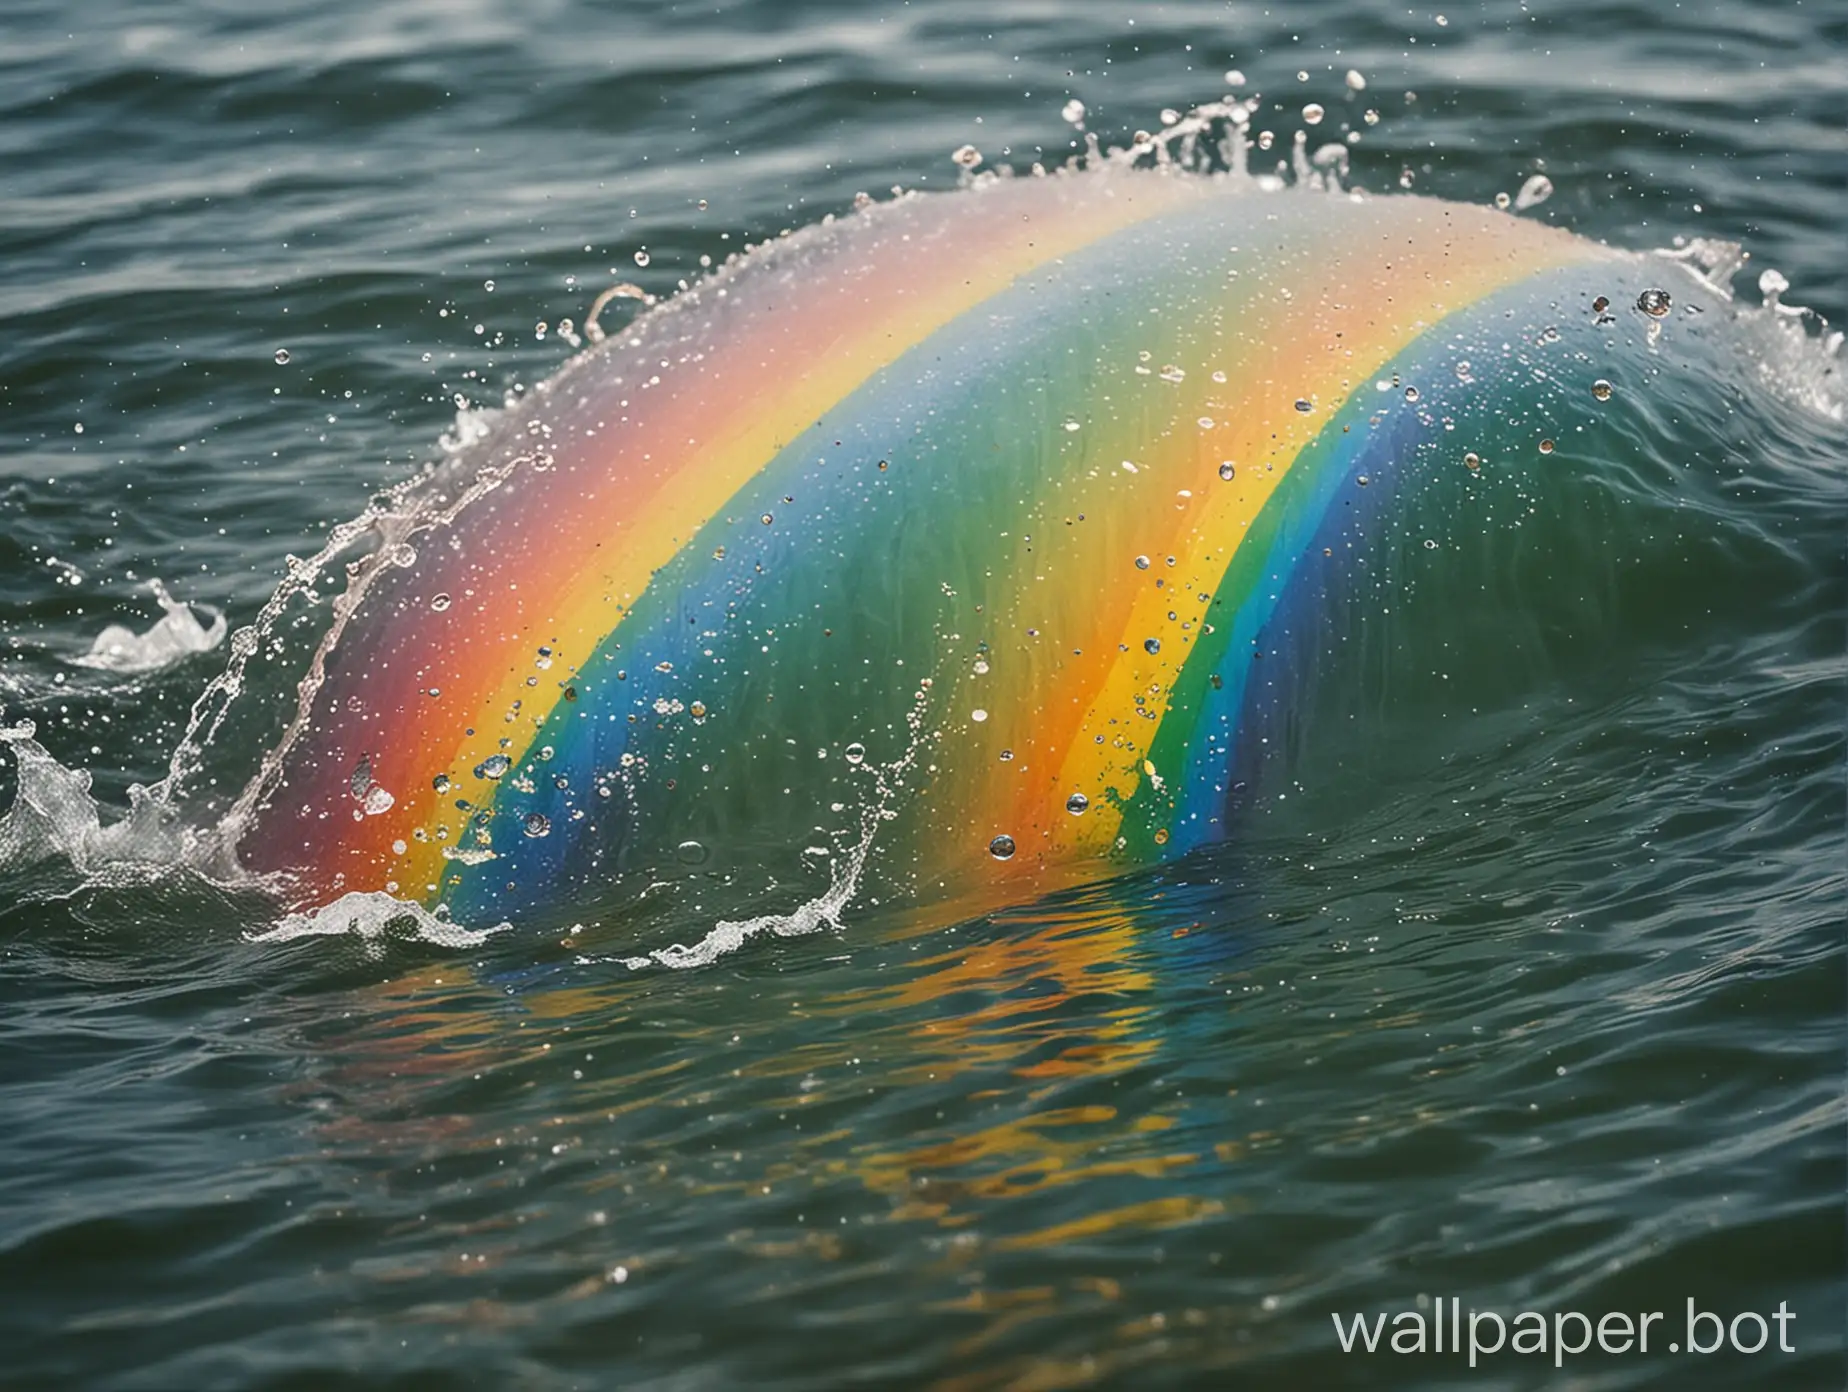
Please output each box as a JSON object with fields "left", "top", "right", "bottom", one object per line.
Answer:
{"left": 2, "top": 1, "right": 1843, "bottom": 1388}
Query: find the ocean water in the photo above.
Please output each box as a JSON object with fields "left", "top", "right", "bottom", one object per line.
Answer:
{"left": 1, "top": 1, "right": 1843, "bottom": 1389}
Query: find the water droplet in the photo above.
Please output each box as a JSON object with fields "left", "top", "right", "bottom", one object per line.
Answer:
{"left": 483, "top": 279, "right": 496, "bottom": 292}
{"left": 988, "top": 834, "right": 1016, "bottom": 861}
{"left": 1257, "top": 130, "right": 1275, "bottom": 151}
{"left": 1363, "top": 109, "right": 1380, "bottom": 126}
{"left": 1636, "top": 288, "right": 1672, "bottom": 317}
{"left": 1294, "top": 398, "right": 1313, "bottom": 413}
{"left": 273, "top": 348, "right": 291, "bottom": 365}
{"left": 1356, "top": 475, "right": 1371, "bottom": 487}
{"left": 844, "top": 743, "right": 866, "bottom": 766}
{"left": 1066, "top": 792, "right": 1090, "bottom": 815}
{"left": 1345, "top": 69, "right": 1367, "bottom": 91}
{"left": 973, "top": 658, "right": 990, "bottom": 675}
{"left": 1134, "top": 555, "right": 1151, "bottom": 570}
{"left": 1158, "top": 364, "right": 1186, "bottom": 383}
{"left": 1539, "top": 438, "right": 1556, "bottom": 454}
{"left": 998, "top": 749, "right": 1013, "bottom": 762}
{"left": 1591, "top": 295, "right": 1610, "bottom": 314}
{"left": 1143, "top": 637, "right": 1162, "bottom": 655}
{"left": 1061, "top": 98, "right": 1086, "bottom": 125}
{"left": 761, "top": 513, "right": 773, "bottom": 525}
{"left": 1302, "top": 103, "right": 1325, "bottom": 125}
{"left": 1494, "top": 192, "right": 1511, "bottom": 210}
{"left": 971, "top": 708, "right": 988, "bottom": 723}
{"left": 1514, "top": 174, "right": 1553, "bottom": 210}
{"left": 1538, "top": 326, "right": 1561, "bottom": 344}
{"left": 1591, "top": 379, "right": 1613, "bottom": 402}
{"left": 475, "top": 754, "right": 512, "bottom": 780}
{"left": 1454, "top": 360, "right": 1474, "bottom": 382}
{"left": 433, "top": 773, "right": 452, "bottom": 793}
{"left": 1463, "top": 452, "right": 1480, "bottom": 470}
{"left": 1218, "top": 461, "right": 1236, "bottom": 481}
{"left": 1062, "top": 419, "right": 1082, "bottom": 432}
{"left": 430, "top": 593, "right": 452, "bottom": 612}
{"left": 1224, "top": 69, "right": 1246, "bottom": 87}
{"left": 1403, "top": 386, "right": 1420, "bottom": 403}
{"left": 363, "top": 786, "right": 395, "bottom": 816}
{"left": 675, "top": 839, "right": 708, "bottom": 864}
{"left": 689, "top": 700, "right": 708, "bottom": 719}
{"left": 952, "top": 144, "right": 983, "bottom": 169}
{"left": 523, "top": 812, "right": 551, "bottom": 838}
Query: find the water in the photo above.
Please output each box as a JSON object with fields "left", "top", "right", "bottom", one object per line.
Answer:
{"left": 2, "top": 1, "right": 1843, "bottom": 1387}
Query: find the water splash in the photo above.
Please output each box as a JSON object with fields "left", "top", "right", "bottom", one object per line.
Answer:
{"left": 247, "top": 890, "right": 509, "bottom": 951}
{"left": 71, "top": 579, "right": 226, "bottom": 674}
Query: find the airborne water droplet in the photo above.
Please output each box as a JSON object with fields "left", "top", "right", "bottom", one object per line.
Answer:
{"left": 988, "top": 834, "right": 1017, "bottom": 861}
{"left": 1637, "top": 288, "right": 1672, "bottom": 317}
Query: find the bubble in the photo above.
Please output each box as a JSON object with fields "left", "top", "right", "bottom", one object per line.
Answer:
{"left": 1363, "top": 109, "right": 1380, "bottom": 126}
{"left": 273, "top": 348, "right": 291, "bottom": 365}
{"left": 1405, "top": 386, "right": 1423, "bottom": 403}
{"left": 1066, "top": 792, "right": 1090, "bottom": 815}
{"left": 633, "top": 249, "right": 650, "bottom": 267}
{"left": 1538, "top": 326, "right": 1561, "bottom": 344}
{"left": 998, "top": 749, "right": 1013, "bottom": 762}
{"left": 433, "top": 773, "right": 452, "bottom": 793}
{"left": 1158, "top": 364, "right": 1186, "bottom": 383}
{"left": 362, "top": 786, "right": 394, "bottom": 815}
{"left": 430, "top": 593, "right": 452, "bottom": 612}
{"left": 844, "top": 742, "right": 867, "bottom": 765}
{"left": 1539, "top": 439, "right": 1556, "bottom": 454}
{"left": 1494, "top": 192, "right": 1511, "bottom": 210}
{"left": 1464, "top": 452, "right": 1480, "bottom": 470}
{"left": 952, "top": 144, "right": 983, "bottom": 169}
{"left": 1591, "top": 379, "right": 1613, "bottom": 402}
{"left": 483, "top": 279, "right": 495, "bottom": 292}
{"left": 988, "top": 834, "right": 1017, "bottom": 861}
{"left": 1345, "top": 69, "right": 1367, "bottom": 91}
{"left": 475, "top": 754, "right": 512, "bottom": 780}
{"left": 1061, "top": 99, "right": 1086, "bottom": 125}
{"left": 675, "top": 839, "right": 709, "bottom": 865}
{"left": 1063, "top": 419, "right": 1082, "bottom": 432}
{"left": 1636, "top": 288, "right": 1672, "bottom": 317}
{"left": 689, "top": 700, "right": 707, "bottom": 719}
{"left": 761, "top": 513, "right": 773, "bottom": 525}
{"left": 1135, "top": 554, "right": 1151, "bottom": 570}
{"left": 523, "top": 812, "right": 551, "bottom": 838}
{"left": 1144, "top": 637, "right": 1162, "bottom": 655}
{"left": 1296, "top": 70, "right": 1309, "bottom": 82}
{"left": 1454, "top": 360, "right": 1474, "bottom": 382}
{"left": 1224, "top": 69, "right": 1246, "bottom": 87}
{"left": 973, "top": 658, "right": 990, "bottom": 675}
{"left": 1302, "top": 103, "right": 1325, "bottom": 125}
{"left": 971, "top": 708, "right": 988, "bottom": 723}
{"left": 1257, "top": 130, "right": 1274, "bottom": 151}
{"left": 1294, "top": 398, "right": 1313, "bottom": 413}
{"left": 1356, "top": 475, "right": 1371, "bottom": 487}
{"left": 1592, "top": 295, "right": 1611, "bottom": 314}
{"left": 1218, "top": 461, "right": 1236, "bottom": 481}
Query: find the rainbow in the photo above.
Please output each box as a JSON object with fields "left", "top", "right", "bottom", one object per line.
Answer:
{"left": 236, "top": 170, "right": 1635, "bottom": 923}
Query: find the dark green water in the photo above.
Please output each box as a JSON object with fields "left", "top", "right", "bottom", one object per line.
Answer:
{"left": 1, "top": 2, "right": 1843, "bottom": 1388}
